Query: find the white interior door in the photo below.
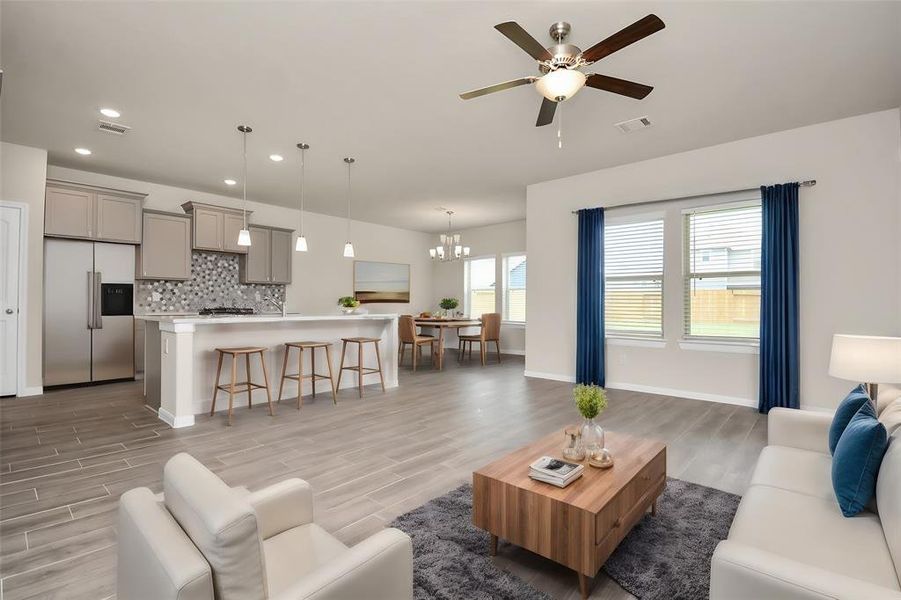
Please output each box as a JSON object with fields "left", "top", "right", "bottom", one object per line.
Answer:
{"left": 0, "top": 206, "right": 21, "bottom": 396}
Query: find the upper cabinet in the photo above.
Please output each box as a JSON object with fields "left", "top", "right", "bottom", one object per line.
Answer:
{"left": 45, "top": 181, "right": 144, "bottom": 244}
{"left": 240, "top": 225, "right": 293, "bottom": 284}
{"left": 137, "top": 210, "right": 192, "bottom": 280}
{"left": 181, "top": 201, "right": 251, "bottom": 254}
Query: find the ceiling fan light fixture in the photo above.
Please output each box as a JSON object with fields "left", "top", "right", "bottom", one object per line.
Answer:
{"left": 535, "top": 69, "right": 586, "bottom": 102}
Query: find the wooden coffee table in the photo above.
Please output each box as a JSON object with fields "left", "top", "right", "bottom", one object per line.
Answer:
{"left": 472, "top": 429, "right": 666, "bottom": 599}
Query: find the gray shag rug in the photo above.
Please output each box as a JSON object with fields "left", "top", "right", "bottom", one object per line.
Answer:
{"left": 390, "top": 478, "right": 740, "bottom": 600}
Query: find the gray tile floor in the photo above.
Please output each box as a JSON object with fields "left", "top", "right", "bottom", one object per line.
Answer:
{"left": 0, "top": 352, "right": 766, "bottom": 599}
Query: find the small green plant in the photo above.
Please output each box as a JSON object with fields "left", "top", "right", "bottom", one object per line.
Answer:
{"left": 439, "top": 298, "right": 459, "bottom": 311}
{"left": 573, "top": 384, "right": 607, "bottom": 420}
{"left": 338, "top": 296, "right": 360, "bottom": 308}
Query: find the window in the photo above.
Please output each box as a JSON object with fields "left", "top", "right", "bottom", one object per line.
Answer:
{"left": 604, "top": 218, "right": 664, "bottom": 337}
{"left": 464, "top": 257, "right": 496, "bottom": 318}
{"left": 502, "top": 254, "right": 526, "bottom": 322}
{"left": 683, "top": 202, "right": 761, "bottom": 339}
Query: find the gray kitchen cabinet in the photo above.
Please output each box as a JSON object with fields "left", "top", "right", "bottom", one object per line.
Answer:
{"left": 240, "top": 225, "right": 293, "bottom": 284}
{"left": 181, "top": 201, "right": 250, "bottom": 253}
{"left": 45, "top": 181, "right": 145, "bottom": 243}
{"left": 136, "top": 210, "right": 192, "bottom": 280}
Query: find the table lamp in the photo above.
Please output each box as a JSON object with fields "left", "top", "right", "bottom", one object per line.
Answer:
{"left": 829, "top": 334, "right": 901, "bottom": 402}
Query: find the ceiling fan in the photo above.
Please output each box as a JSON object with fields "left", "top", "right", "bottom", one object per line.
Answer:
{"left": 460, "top": 15, "right": 665, "bottom": 127}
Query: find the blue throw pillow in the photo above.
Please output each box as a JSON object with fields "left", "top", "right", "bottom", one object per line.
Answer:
{"left": 831, "top": 402, "right": 888, "bottom": 517}
{"left": 829, "top": 384, "right": 871, "bottom": 455}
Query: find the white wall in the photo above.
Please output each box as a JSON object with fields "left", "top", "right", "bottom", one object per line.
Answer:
{"left": 526, "top": 109, "right": 901, "bottom": 410}
{"left": 1, "top": 142, "right": 48, "bottom": 394}
{"left": 47, "top": 166, "right": 435, "bottom": 316}
{"left": 431, "top": 220, "right": 526, "bottom": 354}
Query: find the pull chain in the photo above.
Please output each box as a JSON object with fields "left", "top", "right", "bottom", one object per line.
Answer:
{"left": 557, "top": 100, "right": 564, "bottom": 149}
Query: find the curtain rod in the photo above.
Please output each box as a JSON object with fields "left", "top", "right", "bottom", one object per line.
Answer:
{"left": 570, "top": 180, "right": 816, "bottom": 214}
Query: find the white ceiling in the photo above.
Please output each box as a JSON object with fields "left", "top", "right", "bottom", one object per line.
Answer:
{"left": 2, "top": 1, "right": 900, "bottom": 232}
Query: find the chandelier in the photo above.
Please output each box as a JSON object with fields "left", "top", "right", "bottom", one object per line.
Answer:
{"left": 429, "top": 210, "right": 470, "bottom": 261}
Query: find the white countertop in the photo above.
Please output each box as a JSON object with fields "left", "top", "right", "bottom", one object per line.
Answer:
{"left": 136, "top": 313, "right": 399, "bottom": 325}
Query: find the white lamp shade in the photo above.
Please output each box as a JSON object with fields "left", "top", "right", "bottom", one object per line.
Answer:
{"left": 436, "top": 246, "right": 445, "bottom": 259}
{"left": 535, "top": 69, "right": 587, "bottom": 102}
{"left": 237, "top": 229, "right": 252, "bottom": 246}
{"left": 829, "top": 334, "right": 901, "bottom": 383}
{"left": 463, "top": 246, "right": 471, "bottom": 256}
{"left": 343, "top": 242, "right": 355, "bottom": 258}
{"left": 295, "top": 236, "right": 308, "bottom": 252}
{"left": 429, "top": 248, "right": 436, "bottom": 259}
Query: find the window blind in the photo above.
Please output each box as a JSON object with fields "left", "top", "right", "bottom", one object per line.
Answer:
{"left": 604, "top": 219, "right": 664, "bottom": 337}
{"left": 503, "top": 254, "right": 526, "bottom": 322}
{"left": 683, "top": 202, "right": 761, "bottom": 339}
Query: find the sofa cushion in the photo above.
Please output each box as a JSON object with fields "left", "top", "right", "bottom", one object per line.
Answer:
{"left": 263, "top": 522, "right": 348, "bottom": 597}
{"left": 879, "top": 396, "right": 901, "bottom": 437}
{"left": 877, "top": 433, "right": 901, "bottom": 583}
{"left": 727, "top": 485, "right": 900, "bottom": 590}
{"left": 163, "top": 453, "right": 267, "bottom": 600}
{"left": 750, "top": 446, "right": 834, "bottom": 501}
{"left": 832, "top": 403, "right": 889, "bottom": 517}
{"left": 829, "top": 384, "right": 870, "bottom": 454}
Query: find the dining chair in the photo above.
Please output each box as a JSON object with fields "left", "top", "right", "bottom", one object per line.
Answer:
{"left": 459, "top": 312, "right": 501, "bottom": 365}
{"left": 398, "top": 315, "right": 437, "bottom": 371}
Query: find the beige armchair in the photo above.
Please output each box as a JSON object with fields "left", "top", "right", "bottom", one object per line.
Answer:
{"left": 117, "top": 453, "right": 413, "bottom": 600}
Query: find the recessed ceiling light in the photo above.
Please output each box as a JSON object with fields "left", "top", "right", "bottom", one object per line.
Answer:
{"left": 74, "top": 147, "right": 92, "bottom": 156}
{"left": 224, "top": 179, "right": 237, "bottom": 186}
{"left": 269, "top": 154, "right": 284, "bottom": 162}
{"left": 99, "top": 107, "right": 121, "bottom": 118}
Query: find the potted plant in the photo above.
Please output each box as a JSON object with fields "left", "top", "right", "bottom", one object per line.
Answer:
{"left": 573, "top": 384, "right": 608, "bottom": 457}
{"left": 439, "top": 297, "right": 459, "bottom": 318}
{"left": 338, "top": 296, "right": 360, "bottom": 314}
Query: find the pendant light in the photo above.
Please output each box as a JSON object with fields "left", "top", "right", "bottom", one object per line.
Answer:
{"left": 236, "top": 125, "right": 253, "bottom": 246}
{"left": 343, "top": 157, "right": 355, "bottom": 258}
{"left": 295, "top": 143, "right": 309, "bottom": 252}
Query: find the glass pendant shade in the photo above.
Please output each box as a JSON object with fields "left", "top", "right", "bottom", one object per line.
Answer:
{"left": 295, "top": 236, "right": 308, "bottom": 252}
{"left": 343, "top": 242, "right": 355, "bottom": 258}
{"left": 463, "top": 246, "right": 471, "bottom": 257}
{"left": 436, "top": 246, "right": 445, "bottom": 259}
{"left": 535, "top": 69, "right": 587, "bottom": 101}
{"left": 429, "top": 248, "right": 437, "bottom": 259}
{"left": 454, "top": 245, "right": 462, "bottom": 258}
{"left": 237, "top": 228, "right": 252, "bottom": 246}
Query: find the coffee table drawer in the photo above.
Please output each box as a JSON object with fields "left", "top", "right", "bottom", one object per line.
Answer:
{"left": 595, "top": 450, "right": 665, "bottom": 543}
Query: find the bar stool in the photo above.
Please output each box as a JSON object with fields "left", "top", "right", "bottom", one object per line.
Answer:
{"left": 337, "top": 337, "right": 386, "bottom": 397}
{"left": 210, "top": 347, "right": 273, "bottom": 426}
{"left": 277, "top": 341, "right": 337, "bottom": 409}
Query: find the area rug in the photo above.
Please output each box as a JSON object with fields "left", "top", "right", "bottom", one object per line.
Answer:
{"left": 390, "top": 478, "right": 740, "bottom": 600}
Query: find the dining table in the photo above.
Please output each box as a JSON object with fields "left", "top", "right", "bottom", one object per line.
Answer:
{"left": 414, "top": 317, "right": 482, "bottom": 370}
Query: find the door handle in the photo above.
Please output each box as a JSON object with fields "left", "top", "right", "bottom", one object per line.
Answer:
{"left": 4, "top": 308, "right": 13, "bottom": 314}
{"left": 93, "top": 272, "right": 103, "bottom": 329}
{"left": 87, "top": 271, "right": 94, "bottom": 329}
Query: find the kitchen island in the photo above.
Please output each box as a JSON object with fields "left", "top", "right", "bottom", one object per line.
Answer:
{"left": 138, "top": 313, "right": 399, "bottom": 427}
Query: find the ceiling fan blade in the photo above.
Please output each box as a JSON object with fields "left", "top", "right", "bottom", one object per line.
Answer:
{"left": 459, "top": 77, "right": 537, "bottom": 100}
{"left": 536, "top": 97, "right": 557, "bottom": 127}
{"left": 494, "top": 22, "right": 553, "bottom": 62}
{"left": 585, "top": 74, "right": 653, "bottom": 99}
{"left": 580, "top": 14, "right": 665, "bottom": 64}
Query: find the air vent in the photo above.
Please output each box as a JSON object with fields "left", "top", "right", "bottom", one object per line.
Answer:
{"left": 614, "top": 116, "right": 652, "bottom": 134}
{"left": 98, "top": 120, "right": 131, "bottom": 135}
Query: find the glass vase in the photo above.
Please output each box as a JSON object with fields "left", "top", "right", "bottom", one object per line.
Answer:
{"left": 580, "top": 417, "right": 605, "bottom": 458}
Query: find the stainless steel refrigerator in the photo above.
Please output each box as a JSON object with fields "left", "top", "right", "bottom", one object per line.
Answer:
{"left": 44, "top": 239, "right": 135, "bottom": 386}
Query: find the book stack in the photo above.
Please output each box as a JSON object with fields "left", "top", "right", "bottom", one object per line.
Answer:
{"left": 529, "top": 456, "right": 584, "bottom": 488}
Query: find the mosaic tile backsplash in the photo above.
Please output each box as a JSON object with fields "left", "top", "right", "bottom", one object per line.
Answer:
{"left": 135, "top": 251, "right": 286, "bottom": 314}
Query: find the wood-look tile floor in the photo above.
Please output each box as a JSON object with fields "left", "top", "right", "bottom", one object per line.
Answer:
{"left": 0, "top": 353, "right": 766, "bottom": 600}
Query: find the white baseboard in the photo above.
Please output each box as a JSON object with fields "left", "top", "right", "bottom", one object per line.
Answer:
{"left": 18, "top": 386, "right": 43, "bottom": 397}
{"left": 523, "top": 370, "right": 576, "bottom": 383}
{"left": 501, "top": 349, "right": 525, "bottom": 356}
{"left": 158, "top": 407, "right": 195, "bottom": 429}
{"left": 605, "top": 381, "right": 757, "bottom": 408}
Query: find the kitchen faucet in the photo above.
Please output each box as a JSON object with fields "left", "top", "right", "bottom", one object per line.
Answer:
{"left": 263, "top": 296, "right": 287, "bottom": 318}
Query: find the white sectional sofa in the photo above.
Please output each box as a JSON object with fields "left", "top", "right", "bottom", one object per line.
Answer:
{"left": 710, "top": 389, "right": 901, "bottom": 599}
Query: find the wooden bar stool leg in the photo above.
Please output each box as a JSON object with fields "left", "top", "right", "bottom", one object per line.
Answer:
{"left": 227, "top": 355, "right": 237, "bottom": 426}
{"left": 277, "top": 346, "right": 289, "bottom": 404}
{"left": 336, "top": 340, "right": 347, "bottom": 390}
{"left": 374, "top": 340, "right": 385, "bottom": 392}
{"left": 311, "top": 349, "right": 317, "bottom": 398}
{"left": 357, "top": 341, "right": 363, "bottom": 398}
{"left": 245, "top": 353, "right": 253, "bottom": 409}
{"left": 259, "top": 350, "right": 274, "bottom": 416}
{"left": 324, "top": 345, "right": 338, "bottom": 405}
{"left": 297, "top": 347, "right": 305, "bottom": 410}
{"left": 210, "top": 351, "right": 224, "bottom": 416}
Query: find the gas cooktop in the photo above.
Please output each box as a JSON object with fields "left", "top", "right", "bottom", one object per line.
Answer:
{"left": 198, "top": 307, "right": 255, "bottom": 316}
